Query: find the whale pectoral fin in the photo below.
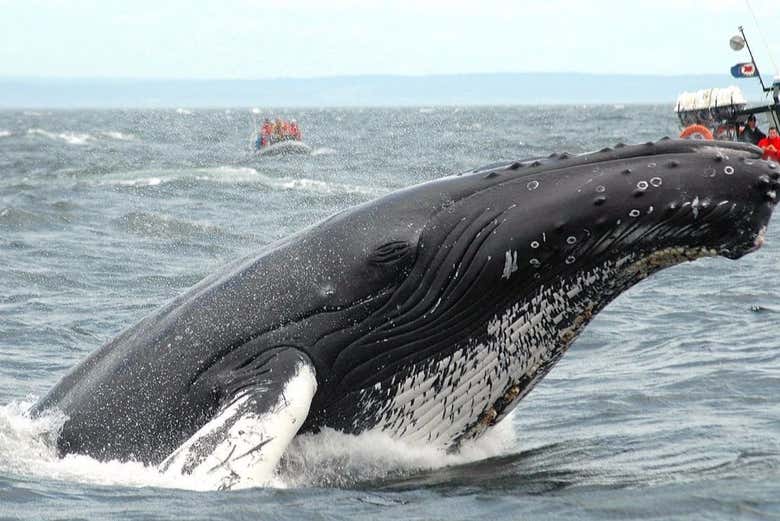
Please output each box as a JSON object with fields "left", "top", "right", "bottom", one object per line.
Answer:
{"left": 159, "top": 348, "right": 317, "bottom": 490}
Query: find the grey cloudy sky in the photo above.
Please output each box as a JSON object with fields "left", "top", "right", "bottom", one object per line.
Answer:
{"left": 2, "top": 0, "right": 780, "bottom": 79}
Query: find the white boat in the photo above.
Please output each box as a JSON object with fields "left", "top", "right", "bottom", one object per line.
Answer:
{"left": 675, "top": 28, "right": 780, "bottom": 142}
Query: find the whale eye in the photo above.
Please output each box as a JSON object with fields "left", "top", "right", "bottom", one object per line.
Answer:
{"left": 368, "top": 241, "right": 415, "bottom": 268}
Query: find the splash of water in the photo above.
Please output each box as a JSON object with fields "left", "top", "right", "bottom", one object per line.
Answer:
{"left": 0, "top": 399, "right": 515, "bottom": 491}
{"left": 278, "top": 422, "right": 516, "bottom": 488}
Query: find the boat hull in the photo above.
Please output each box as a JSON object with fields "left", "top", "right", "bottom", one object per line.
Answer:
{"left": 258, "top": 141, "right": 312, "bottom": 156}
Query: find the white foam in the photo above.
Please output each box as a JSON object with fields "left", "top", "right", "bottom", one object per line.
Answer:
{"left": 201, "top": 167, "right": 382, "bottom": 196}
{"left": 111, "top": 176, "right": 165, "bottom": 187}
{"left": 0, "top": 399, "right": 515, "bottom": 491}
{"left": 310, "top": 147, "right": 337, "bottom": 156}
{"left": 92, "top": 165, "right": 382, "bottom": 196}
{"left": 99, "top": 166, "right": 257, "bottom": 188}
{"left": 0, "top": 400, "right": 235, "bottom": 491}
{"left": 101, "top": 131, "right": 135, "bottom": 141}
{"left": 176, "top": 108, "right": 193, "bottom": 115}
{"left": 275, "top": 176, "right": 380, "bottom": 196}
{"left": 279, "top": 419, "right": 516, "bottom": 488}
{"left": 197, "top": 166, "right": 262, "bottom": 184}
{"left": 27, "top": 128, "right": 92, "bottom": 145}
{"left": 0, "top": 130, "right": 11, "bottom": 138}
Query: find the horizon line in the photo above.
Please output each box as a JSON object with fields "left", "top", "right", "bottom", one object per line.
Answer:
{"left": 0, "top": 71, "right": 739, "bottom": 83}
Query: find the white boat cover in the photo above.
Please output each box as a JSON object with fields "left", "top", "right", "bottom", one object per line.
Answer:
{"left": 674, "top": 86, "right": 747, "bottom": 113}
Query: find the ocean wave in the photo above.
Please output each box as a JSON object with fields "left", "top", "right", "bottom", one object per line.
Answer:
{"left": 116, "top": 177, "right": 164, "bottom": 187}
{"left": 26, "top": 128, "right": 92, "bottom": 146}
{"left": 310, "top": 147, "right": 337, "bottom": 156}
{"left": 100, "top": 131, "right": 135, "bottom": 141}
{"left": 0, "top": 207, "right": 58, "bottom": 229}
{"left": 98, "top": 166, "right": 384, "bottom": 197}
{"left": 113, "top": 211, "right": 231, "bottom": 241}
{"left": 241, "top": 170, "right": 383, "bottom": 197}
{"left": 198, "top": 167, "right": 384, "bottom": 196}
{"left": 97, "top": 166, "right": 258, "bottom": 188}
{"left": 0, "top": 400, "right": 514, "bottom": 491}
{"left": 26, "top": 128, "right": 136, "bottom": 144}
{"left": 195, "top": 165, "right": 264, "bottom": 183}
{"left": 273, "top": 176, "right": 378, "bottom": 196}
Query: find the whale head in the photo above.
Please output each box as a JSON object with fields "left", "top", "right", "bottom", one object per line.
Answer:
{"left": 452, "top": 140, "right": 778, "bottom": 274}
{"left": 313, "top": 139, "right": 778, "bottom": 444}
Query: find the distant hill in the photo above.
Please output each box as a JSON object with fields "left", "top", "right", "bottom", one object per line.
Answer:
{"left": 0, "top": 73, "right": 769, "bottom": 108}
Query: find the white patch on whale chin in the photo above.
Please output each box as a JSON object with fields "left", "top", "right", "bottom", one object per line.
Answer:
{"left": 159, "top": 362, "right": 317, "bottom": 490}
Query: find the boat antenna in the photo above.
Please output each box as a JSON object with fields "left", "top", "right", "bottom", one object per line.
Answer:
{"left": 744, "top": 0, "right": 779, "bottom": 77}
{"left": 738, "top": 25, "right": 767, "bottom": 92}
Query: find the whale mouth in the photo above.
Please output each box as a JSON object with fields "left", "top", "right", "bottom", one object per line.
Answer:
{"left": 732, "top": 224, "right": 769, "bottom": 258}
{"left": 720, "top": 221, "right": 771, "bottom": 260}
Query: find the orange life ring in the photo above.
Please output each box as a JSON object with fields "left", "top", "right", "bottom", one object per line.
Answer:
{"left": 679, "top": 124, "right": 713, "bottom": 140}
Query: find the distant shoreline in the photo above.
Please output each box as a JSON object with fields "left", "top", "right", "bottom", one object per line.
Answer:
{"left": 0, "top": 72, "right": 770, "bottom": 109}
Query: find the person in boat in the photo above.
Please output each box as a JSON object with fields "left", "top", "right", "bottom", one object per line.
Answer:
{"left": 289, "top": 119, "right": 301, "bottom": 141}
{"left": 757, "top": 126, "right": 780, "bottom": 161}
{"left": 260, "top": 118, "right": 273, "bottom": 148}
{"left": 739, "top": 114, "right": 766, "bottom": 145}
{"left": 274, "top": 118, "right": 287, "bottom": 142}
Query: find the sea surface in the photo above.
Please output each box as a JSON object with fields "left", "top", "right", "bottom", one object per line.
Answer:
{"left": 0, "top": 106, "right": 778, "bottom": 520}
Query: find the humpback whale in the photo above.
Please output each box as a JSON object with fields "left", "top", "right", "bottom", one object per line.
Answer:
{"left": 34, "top": 139, "right": 778, "bottom": 489}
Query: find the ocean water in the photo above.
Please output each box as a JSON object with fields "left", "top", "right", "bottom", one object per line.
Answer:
{"left": 1, "top": 105, "right": 779, "bottom": 520}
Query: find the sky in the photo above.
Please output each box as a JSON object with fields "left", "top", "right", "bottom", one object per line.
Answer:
{"left": 2, "top": 0, "right": 780, "bottom": 79}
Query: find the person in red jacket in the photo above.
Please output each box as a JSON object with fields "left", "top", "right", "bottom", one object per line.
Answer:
{"left": 256, "top": 118, "right": 273, "bottom": 148}
{"left": 289, "top": 119, "right": 301, "bottom": 141}
{"left": 757, "top": 126, "right": 780, "bottom": 161}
